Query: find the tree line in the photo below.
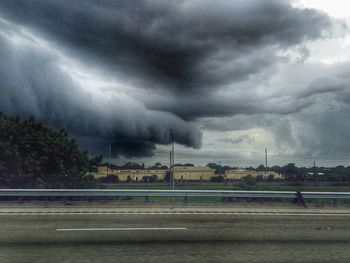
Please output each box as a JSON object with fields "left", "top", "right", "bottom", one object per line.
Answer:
{"left": 268, "top": 163, "right": 350, "bottom": 182}
{"left": 208, "top": 162, "right": 350, "bottom": 182}
{"left": 0, "top": 113, "right": 101, "bottom": 188}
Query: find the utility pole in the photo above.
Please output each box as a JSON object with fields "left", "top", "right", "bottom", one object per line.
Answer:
{"left": 170, "top": 129, "right": 175, "bottom": 190}
{"left": 169, "top": 150, "right": 172, "bottom": 188}
{"left": 314, "top": 161, "right": 318, "bottom": 184}
{"left": 107, "top": 143, "right": 112, "bottom": 176}
{"left": 265, "top": 148, "right": 268, "bottom": 180}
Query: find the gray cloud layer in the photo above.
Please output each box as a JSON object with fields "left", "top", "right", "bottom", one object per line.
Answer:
{"left": 0, "top": 0, "right": 331, "bottom": 94}
{"left": 0, "top": 16, "right": 201, "bottom": 156}
{"left": 0, "top": 0, "right": 344, "bottom": 158}
{"left": 199, "top": 61, "right": 350, "bottom": 158}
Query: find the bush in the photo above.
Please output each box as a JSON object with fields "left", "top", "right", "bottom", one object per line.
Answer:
{"left": 267, "top": 174, "right": 275, "bottom": 182}
{"left": 164, "top": 171, "right": 171, "bottom": 182}
{"left": 100, "top": 174, "right": 120, "bottom": 184}
{"left": 243, "top": 175, "right": 256, "bottom": 186}
{"left": 142, "top": 175, "right": 158, "bottom": 183}
{"left": 211, "top": 175, "right": 225, "bottom": 182}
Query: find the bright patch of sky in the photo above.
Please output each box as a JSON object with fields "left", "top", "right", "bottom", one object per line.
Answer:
{"left": 297, "top": 0, "right": 350, "bottom": 64}
{"left": 296, "top": 0, "right": 350, "bottom": 18}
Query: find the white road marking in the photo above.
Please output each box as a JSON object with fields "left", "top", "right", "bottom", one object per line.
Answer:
{"left": 56, "top": 227, "right": 187, "bottom": 231}
{"left": 1, "top": 211, "right": 350, "bottom": 216}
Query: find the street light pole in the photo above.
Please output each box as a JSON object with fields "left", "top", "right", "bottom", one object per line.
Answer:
{"left": 170, "top": 129, "right": 175, "bottom": 190}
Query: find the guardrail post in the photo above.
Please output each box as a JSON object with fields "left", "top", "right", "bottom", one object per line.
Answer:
{"left": 295, "top": 191, "right": 307, "bottom": 208}
{"left": 184, "top": 196, "right": 188, "bottom": 204}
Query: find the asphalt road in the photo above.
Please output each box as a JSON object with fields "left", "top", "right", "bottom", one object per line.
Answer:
{"left": 1, "top": 207, "right": 350, "bottom": 263}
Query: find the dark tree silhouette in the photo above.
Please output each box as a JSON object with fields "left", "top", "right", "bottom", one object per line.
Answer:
{"left": 0, "top": 113, "right": 101, "bottom": 188}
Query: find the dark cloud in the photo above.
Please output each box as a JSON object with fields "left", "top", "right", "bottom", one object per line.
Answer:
{"left": 0, "top": 0, "right": 332, "bottom": 94}
{"left": 199, "top": 115, "right": 263, "bottom": 132}
{"left": 0, "top": 0, "right": 341, "bottom": 158}
{"left": 0, "top": 17, "right": 201, "bottom": 157}
{"left": 144, "top": 90, "right": 315, "bottom": 121}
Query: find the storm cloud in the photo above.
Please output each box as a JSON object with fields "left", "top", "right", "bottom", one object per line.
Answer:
{"left": 0, "top": 16, "right": 201, "bottom": 156}
{"left": 0, "top": 0, "right": 333, "bottom": 92}
{"left": 0, "top": 0, "right": 346, "bottom": 160}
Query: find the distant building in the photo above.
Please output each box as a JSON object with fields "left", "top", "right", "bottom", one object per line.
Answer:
{"left": 225, "top": 169, "right": 283, "bottom": 180}
{"left": 97, "top": 166, "right": 166, "bottom": 182}
{"left": 224, "top": 169, "right": 250, "bottom": 180}
{"left": 96, "top": 165, "right": 282, "bottom": 182}
{"left": 174, "top": 166, "right": 215, "bottom": 181}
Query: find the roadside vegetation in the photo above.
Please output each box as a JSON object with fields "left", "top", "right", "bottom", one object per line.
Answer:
{"left": 0, "top": 113, "right": 101, "bottom": 188}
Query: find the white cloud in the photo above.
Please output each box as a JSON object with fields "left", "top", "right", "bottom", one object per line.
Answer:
{"left": 296, "top": 0, "right": 350, "bottom": 18}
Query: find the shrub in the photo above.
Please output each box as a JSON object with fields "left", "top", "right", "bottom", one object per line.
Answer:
{"left": 211, "top": 175, "right": 225, "bottom": 182}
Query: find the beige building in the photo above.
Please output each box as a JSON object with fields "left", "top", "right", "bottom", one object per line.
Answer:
{"left": 97, "top": 165, "right": 216, "bottom": 182}
{"left": 225, "top": 169, "right": 283, "bottom": 180}
{"left": 255, "top": 171, "right": 283, "bottom": 179}
{"left": 174, "top": 166, "right": 215, "bottom": 181}
{"left": 224, "top": 169, "right": 250, "bottom": 180}
{"left": 97, "top": 166, "right": 282, "bottom": 182}
{"left": 97, "top": 166, "right": 166, "bottom": 181}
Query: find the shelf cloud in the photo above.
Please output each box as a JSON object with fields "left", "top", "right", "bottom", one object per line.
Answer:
{"left": 0, "top": 0, "right": 347, "bottom": 160}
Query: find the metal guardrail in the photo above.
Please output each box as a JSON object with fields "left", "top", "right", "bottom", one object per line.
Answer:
{"left": 302, "top": 192, "right": 350, "bottom": 199}
{"left": 0, "top": 189, "right": 349, "bottom": 199}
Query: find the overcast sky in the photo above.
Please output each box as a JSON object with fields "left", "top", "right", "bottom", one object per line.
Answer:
{"left": 0, "top": 0, "right": 350, "bottom": 167}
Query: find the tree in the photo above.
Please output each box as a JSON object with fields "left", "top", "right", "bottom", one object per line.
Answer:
{"left": 243, "top": 175, "right": 256, "bottom": 185}
{"left": 149, "top": 162, "right": 168, "bottom": 169}
{"left": 206, "top": 163, "right": 229, "bottom": 174}
{"left": 0, "top": 113, "right": 100, "bottom": 188}
{"left": 206, "top": 163, "right": 219, "bottom": 170}
{"left": 142, "top": 175, "right": 158, "bottom": 183}
{"left": 164, "top": 171, "right": 171, "bottom": 182}
{"left": 100, "top": 174, "right": 120, "bottom": 184}
{"left": 89, "top": 155, "right": 103, "bottom": 174}
{"left": 256, "top": 164, "right": 265, "bottom": 171}
{"left": 255, "top": 175, "right": 264, "bottom": 182}
{"left": 267, "top": 174, "right": 275, "bottom": 182}
{"left": 121, "top": 162, "right": 144, "bottom": 169}
{"left": 270, "top": 165, "right": 281, "bottom": 174}
{"left": 281, "top": 163, "right": 299, "bottom": 181}
{"left": 211, "top": 175, "right": 225, "bottom": 182}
